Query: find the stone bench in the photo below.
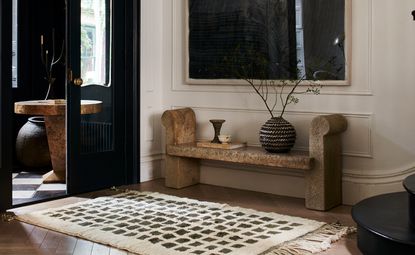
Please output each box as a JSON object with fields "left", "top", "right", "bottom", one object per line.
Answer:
{"left": 162, "top": 108, "right": 347, "bottom": 211}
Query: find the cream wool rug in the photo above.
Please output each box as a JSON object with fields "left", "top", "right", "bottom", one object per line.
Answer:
{"left": 17, "top": 191, "right": 354, "bottom": 255}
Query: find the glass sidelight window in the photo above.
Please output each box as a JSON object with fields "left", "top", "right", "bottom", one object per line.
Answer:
{"left": 80, "top": 0, "right": 114, "bottom": 154}
{"left": 81, "top": 0, "right": 111, "bottom": 86}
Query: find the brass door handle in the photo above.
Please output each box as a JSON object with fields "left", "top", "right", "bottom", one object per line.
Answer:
{"left": 73, "top": 78, "right": 83, "bottom": 86}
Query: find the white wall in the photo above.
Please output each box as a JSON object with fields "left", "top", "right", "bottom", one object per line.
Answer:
{"left": 141, "top": 0, "right": 415, "bottom": 205}
{"left": 140, "top": 0, "right": 164, "bottom": 182}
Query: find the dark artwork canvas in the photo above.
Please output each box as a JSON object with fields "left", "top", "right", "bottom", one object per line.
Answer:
{"left": 188, "top": 0, "right": 345, "bottom": 81}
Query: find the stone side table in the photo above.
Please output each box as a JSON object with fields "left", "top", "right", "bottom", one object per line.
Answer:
{"left": 14, "top": 99, "right": 102, "bottom": 183}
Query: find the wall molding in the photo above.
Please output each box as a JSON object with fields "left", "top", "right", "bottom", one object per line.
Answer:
{"left": 140, "top": 153, "right": 164, "bottom": 163}
{"left": 203, "top": 159, "right": 415, "bottom": 186}
{"left": 172, "top": 105, "right": 372, "bottom": 118}
{"left": 143, "top": 106, "right": 155, "bottom": 142}
{"left": 367, "top": 0, "right": 374, "bottom": 95}
{"left": 171, "top": 85, "right": 374, "bottom": 96}
{"left": 197, "top": 157, "right": 413, "bottom": 205}
{"left": 140, "top": 153, "right": 164, "bottom": 182}
{"left": 344, "top": 165, "right": 415, "bottom": 185}
{"left": 148, "top": 150, "right": 414, "bottom": 205}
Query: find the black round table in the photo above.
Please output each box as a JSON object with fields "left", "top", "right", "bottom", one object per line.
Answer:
{"left": 404, "top": 174, "right": 415, "bottom": 228}
{"left": 352, "top": 192, "right": 415, "bottom": 254}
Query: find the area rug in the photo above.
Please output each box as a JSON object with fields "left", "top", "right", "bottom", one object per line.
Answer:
{"left": 16, "top": 191, "right": 354, "bottom": 255}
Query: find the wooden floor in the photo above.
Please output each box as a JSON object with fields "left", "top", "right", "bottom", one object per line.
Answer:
{"left": 0, "top": 179, "right": 362, "bottom": 255}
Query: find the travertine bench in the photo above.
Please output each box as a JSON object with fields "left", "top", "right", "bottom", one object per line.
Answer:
{"left": 162, "top": 108, "right": 347, "bottom": 211}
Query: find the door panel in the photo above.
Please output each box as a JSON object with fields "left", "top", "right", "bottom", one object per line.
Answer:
{"left": 66, "top": 0, "right": 131, "bottom": 194}
{"left": 66, "top": 0, "right": 82, "bottom": 193}
{"left": 0, "top": 0, "right": 13, "bottom": 211}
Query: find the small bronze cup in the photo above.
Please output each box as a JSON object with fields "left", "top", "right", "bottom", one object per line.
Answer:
{"left": 210, "top": 119, "right": 225, "bottom": 143}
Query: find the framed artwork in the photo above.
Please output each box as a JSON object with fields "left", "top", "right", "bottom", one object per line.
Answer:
{"left": 185, "top": 0, "right": 351, "bottom": 85}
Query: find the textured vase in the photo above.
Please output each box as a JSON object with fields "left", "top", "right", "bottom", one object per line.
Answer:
{"left": 16, "top": 116, "right": 51, "bottom": 168}
{"left": 259, "top": 117, "right": 296, "bottom": 153}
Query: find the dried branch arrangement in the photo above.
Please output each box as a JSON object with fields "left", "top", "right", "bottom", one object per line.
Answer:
{"left": 224, "top": 48, "right": 320, "bottom": 118}
{"left": 40, "top": 29, "right": 64, "bottom": 100}
{"left": 239, "top": 71, "right": 320, "bottom": 118}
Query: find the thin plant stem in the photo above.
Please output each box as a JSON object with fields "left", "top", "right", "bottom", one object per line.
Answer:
{"left": 41, "top": 29, "right": 64, "bottom": 100}
{"left": 244, "top": 78, "right": 274, "bottom": 118}
{"left": 280, "top": 74, "right": 306, "bottom": 117}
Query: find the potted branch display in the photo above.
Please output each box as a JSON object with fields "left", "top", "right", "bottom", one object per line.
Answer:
{"left": 224, "top": 49, "right": 320, "bottom": 153}
{"left": 257, "top": 81, "right": 319, "bottom": 153}
{"left": 15, "top": 30, "right": 64, "bottom": 168}
{"left": 246, "top": 72, "right": 319, "bottom": 153}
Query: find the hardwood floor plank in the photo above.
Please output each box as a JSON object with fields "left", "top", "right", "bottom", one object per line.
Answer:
{"left": 0, "top": 222, "right": 34, "bottom": 253}
{"left": 0, "top": 246, "right": 41, "bottom": 255}
{"left": 72, "top": 239, "right": 93, "bottom": 255}
{"left": 37, "top": 246, "right": 56, "bottom": 255}
{"left": 91, "top": 243, "right": 110, "bottom": 255}
{"left": 15, "top": 222, "right": 36, "bottom": 243}
{"left": 40, "top": 230, "right": 65, "bottom": 250}
{"left": 55, "top": 236, "right": 77, "bottom": 255}
{"left": 19, "top": 222, "right": 36, "bottom": 234}
{"left": 0, "top": 237, "right": 32, "bottom": 246}
{"left": 27, "top": 226, "right": 48, "bottom": 246}
{"left": 0, "top": 221, "right": 20, "bottom": 236}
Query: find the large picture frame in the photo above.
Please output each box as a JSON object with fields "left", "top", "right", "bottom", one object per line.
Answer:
{"left": 184, "top": 0, "right": 352, "bottom": 86}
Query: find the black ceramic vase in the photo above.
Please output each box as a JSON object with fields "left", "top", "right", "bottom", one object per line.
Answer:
{"left": 259, "top": 117, "right": 296, "bottom": 153}
{"left": 16, "top": 116, "right": 51, "bottom": 168}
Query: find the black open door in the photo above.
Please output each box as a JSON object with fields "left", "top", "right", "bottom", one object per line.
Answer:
{"left": 0, "top": 0, "right": 13, "bottom": 211}
{"left": 66, "top": 0, "right": 137, "bottom": 194}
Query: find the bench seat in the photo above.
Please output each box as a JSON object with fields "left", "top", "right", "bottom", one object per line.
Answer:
{"left": 167, "top": 143, "right": 313, "bottom": 170}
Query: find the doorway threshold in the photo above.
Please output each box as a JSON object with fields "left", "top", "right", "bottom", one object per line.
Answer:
{"left": 13, "top": 171, "right": 66, "bottom": 206}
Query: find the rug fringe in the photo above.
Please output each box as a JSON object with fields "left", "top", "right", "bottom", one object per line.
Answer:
{"left": 110, "top": 186, "right": 130, "bottom": 193}
{"left": 263, "top": 222, "right": 356, "bottom": 255}
{"left": 0, "top": 212, "right": 16, "bottom": 222}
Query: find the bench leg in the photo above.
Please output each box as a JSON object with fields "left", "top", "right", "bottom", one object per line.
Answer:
{"left": 165, "top": 155, "right": 200, "bottom": 189}
{"left": 307, "top": 114, "right": 346, "bottom": 211}
{"left": 306, "top": 136, "right": 343, "bottom": 211}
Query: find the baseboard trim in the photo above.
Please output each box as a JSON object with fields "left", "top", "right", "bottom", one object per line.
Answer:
{"left": 156, "top": 153, "right": 415, "bottom": 205}
{"left": 140, "top": 154, "right": 164, "bottom": 182}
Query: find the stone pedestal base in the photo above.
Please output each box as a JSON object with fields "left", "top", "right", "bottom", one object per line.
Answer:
{"left": 42, "top": 170, "right": 65, "bottom": 183}
{"left": 44, "top": 115, "right": 66, "bottom": 183}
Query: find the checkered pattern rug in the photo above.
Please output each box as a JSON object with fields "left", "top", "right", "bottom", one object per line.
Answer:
{"left": 13, "top": 172, "right": 66, "bottom": 204}
{"left": 17, "top": 191, "right": 354, "bottom": 255}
